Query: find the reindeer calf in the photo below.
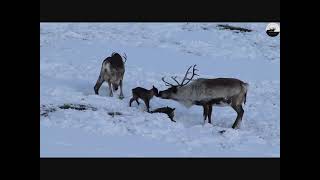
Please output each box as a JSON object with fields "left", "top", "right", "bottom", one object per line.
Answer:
{"left": 129, "top": 86, "right": 158, "bottom": 112}
{"left": 150, "top": 106, "right": 176, "bottom": 122}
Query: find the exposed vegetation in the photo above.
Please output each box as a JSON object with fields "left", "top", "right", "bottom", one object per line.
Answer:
{"left": 217, "top": 24, "right": 252, "bottom": 33}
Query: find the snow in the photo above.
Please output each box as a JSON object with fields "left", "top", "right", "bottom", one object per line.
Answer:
{"left": 40, "top": 23, "right": 280, "bottom": 157}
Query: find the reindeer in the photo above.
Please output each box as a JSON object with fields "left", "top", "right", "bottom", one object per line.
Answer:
{"left": 94, "top": 52, "right": 127, "bottom": 99}
{"left": 158, "top": 65, "right": 248, "bottom": 129}
{"left": 150, "top": 106, "right": 176, "bottom": 122}
{"left": 129, "top": 86, "right": 158, "bottom": 112}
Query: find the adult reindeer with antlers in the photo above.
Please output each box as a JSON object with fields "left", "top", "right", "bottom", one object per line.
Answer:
{"left": 158, "top": 65, "right": 249, "bottom": 129}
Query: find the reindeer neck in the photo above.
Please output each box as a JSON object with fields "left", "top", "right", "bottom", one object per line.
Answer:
{"left": 149, "top": 89, "right": 155, "bottom": 96}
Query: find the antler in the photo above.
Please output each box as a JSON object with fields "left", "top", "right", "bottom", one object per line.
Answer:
{"left": 122, "top": 53, "right": 127, "bottom": 63}
{"left": 161, "top": 77, "right": 176, "bottom": 86}
{"left": 161, "top": 65, "right": 199, "bottom": 87}
{"left": 170, "top": 76, "right": 181, "bottom": 85}
{"left": 180, "top": 64, "right": 199, "bottom": 86}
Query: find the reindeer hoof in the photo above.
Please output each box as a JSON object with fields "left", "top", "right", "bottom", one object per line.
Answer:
{"left": 119, "top": 95, "right": 124, "bottom": 100}
{"left": 232, "top": 124, "right": 240, "bottom": 129}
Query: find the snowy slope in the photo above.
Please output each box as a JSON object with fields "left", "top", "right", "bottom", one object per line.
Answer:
{"left": 40, "top": 23, "right": 280, "bottom": 157}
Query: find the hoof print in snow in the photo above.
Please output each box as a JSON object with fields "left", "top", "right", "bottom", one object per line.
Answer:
{"left": 119, "top": 96, "right": 124, "bottom": 100}
{"left": 202, "top": 27, "right": 209, "bottom": 30}
{"left": 217, "top": 24, "right": 252, "bottom": 33}
{"left": 108, "top": 112, "right": 122, "bottom": 117}
{"left": 201, "top": 26, "right": 214, "bottom": 31}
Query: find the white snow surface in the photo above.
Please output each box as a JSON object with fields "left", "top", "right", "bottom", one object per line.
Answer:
{"left": 40, "top": 23, "right": 280, "bottom": 157}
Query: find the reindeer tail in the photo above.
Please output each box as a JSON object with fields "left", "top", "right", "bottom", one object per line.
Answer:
{"left": 241, "top": 82, "right": 249, "bottom": 105}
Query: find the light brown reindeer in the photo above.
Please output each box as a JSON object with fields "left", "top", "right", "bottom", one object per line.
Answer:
{"left": 94, "top": 52, "right": 127, "bottom": 99}
{"left": 158, "top": 65, "right": 248, "bottom": 129}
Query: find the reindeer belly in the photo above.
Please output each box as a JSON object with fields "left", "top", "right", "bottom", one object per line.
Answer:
{"left": 194, "top": 98, "right": 232, "bottom": 107}
{"left": 213, "top": 101, "right": 231, "bottom": 107}
{"left": 211, "top": 98, "right": 232, "bottom": 107}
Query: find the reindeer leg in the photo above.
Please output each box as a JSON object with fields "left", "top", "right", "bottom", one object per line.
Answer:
{"left": 119, "top": 79, "right": 124, "bottom": 99}
{"left": 144, "top": 99, "right": 150, "bottom": 112}
{"left": 107, "top": 81, "right": 113, "bottom": 97}
{"left": 208, "top": 105, "right": 213, "bottom": 124}
{"left": 136, "top": 99, "right": 140, "bottom": 106}
{"left": 231, "top": 105, "right": 244, "bottom": 129}
{"left": 94, "top": 75, "right": 104, "bottom": 95}
{"left": 129, "top": 97, "right": 135, "bottom": 107}
{"left": 129, "top": 95, "right": 139, "bottom": 107}
{"left": 202, "top": 104, "right": 208, "bottom": 124}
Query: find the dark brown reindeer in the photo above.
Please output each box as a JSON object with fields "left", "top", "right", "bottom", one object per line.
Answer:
{"left": 150, "top": 106, "right": 176, "bottom": 122}
{"left": 129, "top": 86, "right": 159, "bottom": 112}
{"left": 158, "top": 65, "right": 248, "bottom": 129}
{"left": 94, "top": 52, "right": 127, "bottom": 99}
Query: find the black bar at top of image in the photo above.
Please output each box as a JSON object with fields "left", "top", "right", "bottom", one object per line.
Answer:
{"left": 40, "top": 0, "right": 280, "bottom": 22}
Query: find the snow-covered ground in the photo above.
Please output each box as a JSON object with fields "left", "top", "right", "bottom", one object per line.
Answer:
{"left": 40, "top": 23, "right": 280, "bottom": 157}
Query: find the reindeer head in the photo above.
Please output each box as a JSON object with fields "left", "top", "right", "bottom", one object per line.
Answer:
{"left": 111, "top": 52, "right": 127, "bottom": 64}
{"left": 108, "top": 69, "right": 124, "bottom": 91}
{"left": 151, "top": 85, "right": 159, "bottom": 97}
{"left": 158, "top": 65, "right": 199, "bottom": 99}
{"left": 108, "top": 52, "right": 127, "bottom": 91}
